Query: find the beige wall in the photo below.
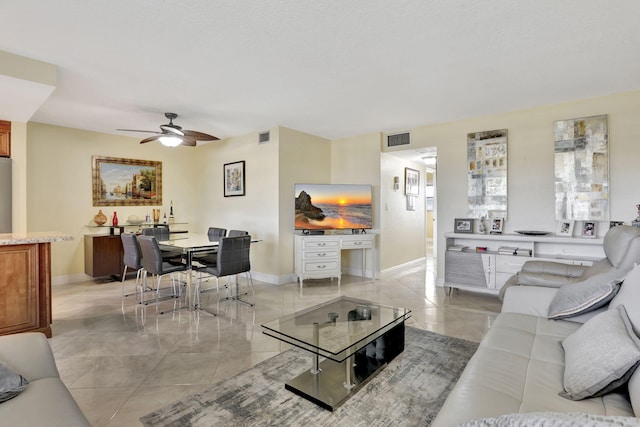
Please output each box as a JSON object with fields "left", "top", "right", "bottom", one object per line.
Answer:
{"left": 279, "top": 126, "right": 331, "bottom": 281}
{"left": 330, "top": 132, "right": 382, "bottom": 273}
{"left": 379, "top": 153, "right": 426, "bottom": 270}
{"left": 389, "top": 89, "right": 640, "bottom": 282}
{"left": 17, "top": 89, "right": 640, "bottom": 285}
{"left": 26, "top": 122, "right": 201, "bottom": 281}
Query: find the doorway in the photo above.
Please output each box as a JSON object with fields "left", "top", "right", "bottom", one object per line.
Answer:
{"left": 423, "top": 156, "right": 437, "bottom": 284}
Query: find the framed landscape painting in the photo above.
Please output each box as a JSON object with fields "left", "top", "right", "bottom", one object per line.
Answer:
{"left": 92, "top": 156, "right": 162, "bottom": 206}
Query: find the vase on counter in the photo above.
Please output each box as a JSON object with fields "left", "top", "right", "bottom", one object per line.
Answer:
{"left": 112, "top": 211, "right": 118, "bottom": 227}
{"left": 93, "top": 210, "right": 107, "bottom": 226}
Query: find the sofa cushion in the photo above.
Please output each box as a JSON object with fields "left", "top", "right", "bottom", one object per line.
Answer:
{"left": 610, "top": 263, "right": 640, "bottom": 332}
{"left": 561, "top": 305, "right": 640, "bottom": 400}
{"left": 458, "top": 411, "right": 640, "bottom": 427}
{"left": 548, "top": 270, "right": 625, "bottom": 320}
{"left": 603, "top": 225, "right": 640, "bottom": 269}
{"left": 430, "top": 313, "right": 634, "bottom": 427}
{"left": 0, "top": 360, "right": 29, "bottom": 403}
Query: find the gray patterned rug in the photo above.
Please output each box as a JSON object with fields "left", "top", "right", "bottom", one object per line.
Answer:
{"left": 140, "top": 327, "right": 478, "bottom": 427}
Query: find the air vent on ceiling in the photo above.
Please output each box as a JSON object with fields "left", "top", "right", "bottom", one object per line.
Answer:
{"left": 387, "top": 132, "right": 411, "bottom": 148}
{"left": 258, "top": 131, "right": 270, "bottom": 144}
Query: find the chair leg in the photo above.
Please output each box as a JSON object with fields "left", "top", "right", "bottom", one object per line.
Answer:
{"left": 246, "top": 271, "right": 255, "bottom": 297}
{"left": 121, "top": 265, "right": 129, "bottom": 297}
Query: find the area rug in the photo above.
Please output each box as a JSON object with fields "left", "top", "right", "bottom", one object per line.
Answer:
{"left": 140, "top": 327, "right": 478, "bottom": 427}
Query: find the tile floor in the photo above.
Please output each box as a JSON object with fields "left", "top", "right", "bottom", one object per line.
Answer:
{"left": 50, "top": 263, "right": 501, "bottom": 426}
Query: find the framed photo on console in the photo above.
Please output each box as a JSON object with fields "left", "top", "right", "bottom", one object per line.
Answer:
{"left": 557, "top": 220, "right": 574, "bottom": 237}
{"left": 582, "top": 221, "right": 597, "bottom": 238}
{"left": 454, "top": 218, "right": 474, "bottom": 234}
{"left": 490, "top": 218, "right": 504, "bottom": 234}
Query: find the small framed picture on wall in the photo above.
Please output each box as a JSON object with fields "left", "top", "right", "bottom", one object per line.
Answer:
{"left": 404, "top": 167, "right": 420, "bottom": 196}
{"left": 582, "top": 221, "right": 597, "bottom": 238}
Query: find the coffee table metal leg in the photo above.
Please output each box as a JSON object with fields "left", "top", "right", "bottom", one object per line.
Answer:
{"left": 310, "top": 323, "right": 321, "bottom": 374}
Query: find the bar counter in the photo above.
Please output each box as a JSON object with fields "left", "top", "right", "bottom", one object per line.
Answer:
{"left": 0, "top": 231, "right": 73, "bottom": 337}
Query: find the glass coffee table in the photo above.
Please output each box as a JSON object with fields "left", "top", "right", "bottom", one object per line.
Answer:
{"left": 262, "top": 296, "right": 411, "bottom": 411}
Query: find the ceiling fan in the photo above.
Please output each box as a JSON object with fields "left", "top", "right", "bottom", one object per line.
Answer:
{"left": 117, "top": 112, "right": 219, "bottom": 147}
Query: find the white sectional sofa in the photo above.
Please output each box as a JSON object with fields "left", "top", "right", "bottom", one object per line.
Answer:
{"left": 0, "top": 332, "right": 90, "bottom": 426}
{"left": 432, "top": 263, "right": 640, "bottom": 426}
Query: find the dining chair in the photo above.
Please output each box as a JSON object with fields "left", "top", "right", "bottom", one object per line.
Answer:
{"left": 194, "top": 227, "right": 228, "bottom": 267}
{"left": 120, "top": 233, "right": 144, "bottom": 301}
{"left": 195, "top": 235, "right": 255, "bottom": 308}
{"left": 141, "top": 227, "right": 183, "bottom": 264}
{"left": 228, "top": 229, "right": 248, "bottom": 237}
{"left": 207, "top": 227, "right": 227, "bottom": 239}
{"left": 137, "top": 235, "right": 188, "bottom": 310}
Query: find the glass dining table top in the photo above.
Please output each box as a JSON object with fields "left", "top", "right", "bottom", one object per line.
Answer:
{"left": 262, "top": 296, "right": 411, "bottom": 362}
{"left": 158, "top": 234, "right": 220, "bottom": 252}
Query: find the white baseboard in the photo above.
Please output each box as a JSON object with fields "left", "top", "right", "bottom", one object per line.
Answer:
{"left": 379, "top": 257, "right": 426, "bottom": 278}
{"left": 52, "top": 273, "right": 93, "bottom": 286}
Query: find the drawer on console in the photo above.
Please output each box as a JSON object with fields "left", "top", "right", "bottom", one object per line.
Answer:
{"left": 341, "top": 239, "right": 374, "bottom": 249}
{"left": 303, "top": 250, "right": 340, "bottom": 260}
{"left": 303, "top": 240, "right": 340, "bottom": 249}
{"left": 495, "top": 255, "right": 529, "bottom": 274}
{"left": 304, "top": 261, "right": 339, "bottom": 272}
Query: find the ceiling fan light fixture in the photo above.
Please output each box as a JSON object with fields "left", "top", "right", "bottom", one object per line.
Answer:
{"left": 159, "top": 135, "right": 183, "bottom": 147}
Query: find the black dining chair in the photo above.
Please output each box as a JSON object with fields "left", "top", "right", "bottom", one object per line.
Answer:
{"left": 141, "top": 227, "right": 183, "bottom": 264}
{"left": 137, "top": 235, "right": 188, "bottom": 310}
{"left": 195, "top": 235, "right": 254, "bottom": 308}
{"left": 194, "top": 227, "right": 228, "bottom": 267}
{"left": 120, "top": 233, "right": 144, "bottom": 301}
{"left": 228, "top": 229, "right": 248, "bottom": 237}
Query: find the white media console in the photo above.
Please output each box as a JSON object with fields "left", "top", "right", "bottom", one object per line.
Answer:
{"left": 444, "top": 232, "right": 605, "bottom": 295}
{"left": 294, "top": 233, "right": 376, "bottom": 288}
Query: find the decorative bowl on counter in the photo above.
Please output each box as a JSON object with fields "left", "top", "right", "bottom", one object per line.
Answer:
{"left": 127, "top": 215, "right": 144, "bottom": 225}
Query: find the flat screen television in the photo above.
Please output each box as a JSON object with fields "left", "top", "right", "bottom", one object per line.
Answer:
{"left": 295, "top": 183, "right": 372, "bottom": 231}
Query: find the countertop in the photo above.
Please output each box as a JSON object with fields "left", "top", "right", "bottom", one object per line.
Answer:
{"left": 0, "top": 231, "right": 74, "bottom": 245}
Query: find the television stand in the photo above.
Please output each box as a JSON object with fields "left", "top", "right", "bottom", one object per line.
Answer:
{"left": 294, "top": 233, "right": 376, "bottom": 288}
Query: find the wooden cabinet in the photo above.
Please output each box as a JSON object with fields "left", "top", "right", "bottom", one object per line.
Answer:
{"left": 444, "top": 232, "right": 604, "bottom": 295}
{"left": 294, "top": 233, "right": 376, "bottom": 287}
{"left": 84, "top": 234, "right": 123, "bottom": 278}
{"left": 0, "top": 120, "right": 10, "bottom": 157}
{"left": 0, "top": 243, "right": 52, "bottom": 337}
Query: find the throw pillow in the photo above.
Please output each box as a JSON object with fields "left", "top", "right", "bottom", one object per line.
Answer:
{"left": 609, "top": 263, "right": 640, "bottom": 333}
{"left": 548, "top": 269, "right": 625, "bottom": 320}
{"left": 457, "top": 412, "right": 640, "bottom": 427}
{"left": 0, "top": 360, "right": 30, "bottom": 403}
{"left": 561, "top": 305, "right": 640, "bottom": 400}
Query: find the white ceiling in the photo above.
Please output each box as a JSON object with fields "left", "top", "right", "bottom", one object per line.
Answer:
{"left": 1, "top": 0, "right": 639, "bottom": 142}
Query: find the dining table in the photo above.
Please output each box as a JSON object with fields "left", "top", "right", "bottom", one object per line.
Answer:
{"left": 158, "top": 233, "right": 258, "bottom": 313}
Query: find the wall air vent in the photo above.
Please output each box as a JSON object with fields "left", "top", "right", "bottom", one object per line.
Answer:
{"left": 258, "top": 131, "right": 270, "bottom": 144}
{"left": 387, "top": 132, "right": 411, "bottom": 148}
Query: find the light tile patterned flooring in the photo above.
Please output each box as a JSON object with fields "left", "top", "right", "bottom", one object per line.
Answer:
{"left": 50, "top": 262, "right": 501, "bottom": 426}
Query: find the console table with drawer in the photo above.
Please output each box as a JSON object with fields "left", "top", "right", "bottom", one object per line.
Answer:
{"left": 294, "top": 233, "right": 376, "bottom": 288}
{"left": 444, "top": 232, "right": 605, "bottom": 295}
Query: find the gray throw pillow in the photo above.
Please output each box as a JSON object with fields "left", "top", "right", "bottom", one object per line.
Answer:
{"left": 0, "top": 360, "right": 30, "bottom": 403}
{"left": 548, "top": 270, "right": 625, "bottom": 320}
{"left": 561, "top": 305, "right": 640, "bottom": 400}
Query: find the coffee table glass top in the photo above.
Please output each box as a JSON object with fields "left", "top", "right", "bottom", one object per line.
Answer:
{"left": 262, "top": 296, "right": 411, "bottom": 362}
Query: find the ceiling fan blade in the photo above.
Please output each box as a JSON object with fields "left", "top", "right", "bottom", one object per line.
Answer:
{"left": 180, "top": 137, "right": 197, "bottom": 147}
{"left": 117, "top": 129, "right": 160, "bottom": 134}
{"left": 183, "top": 130, "right": 219, "bottom": 141}
{"left": 140, "top": 135, "right": 162, "bottom": 144}
{"left": 160, "top": 125, "right": 184, "bottom": 136}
